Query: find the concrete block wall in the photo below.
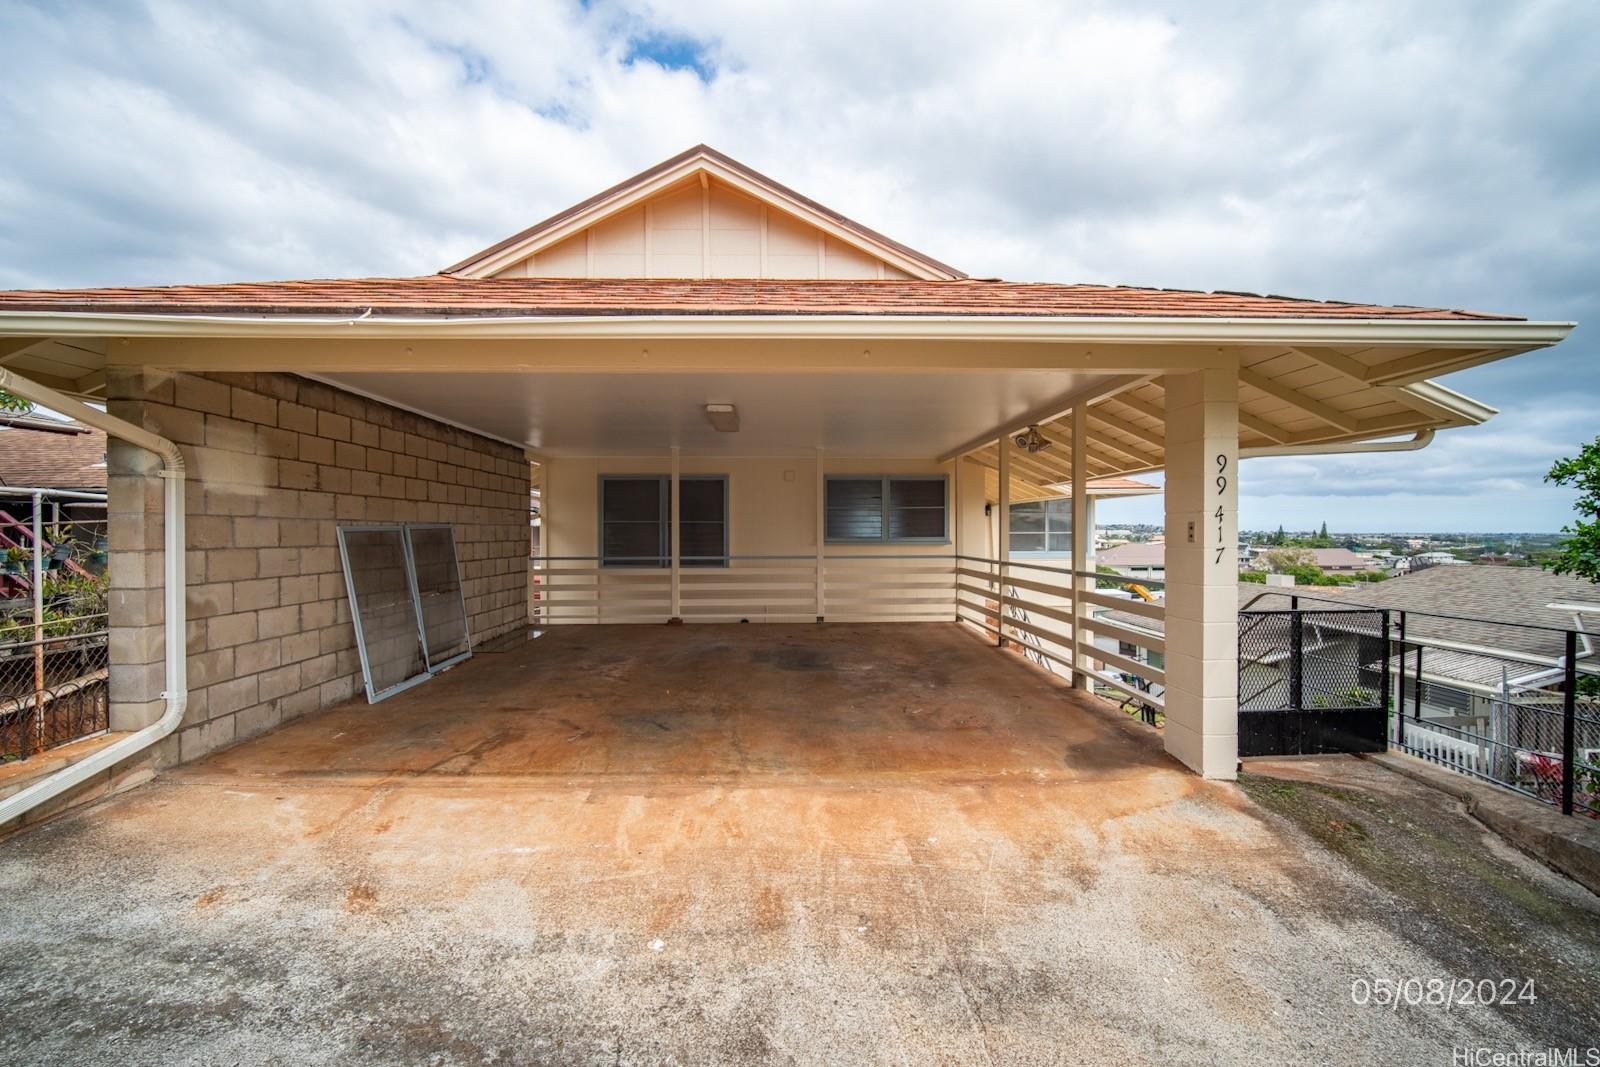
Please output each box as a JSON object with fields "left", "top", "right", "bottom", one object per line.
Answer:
{"left": 106, "top": 369, "right": 530, "bottom": 768}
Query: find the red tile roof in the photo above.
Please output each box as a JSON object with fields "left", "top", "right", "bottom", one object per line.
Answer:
{"left": 0, "top": 277, "right": 1519, "bottom": 320}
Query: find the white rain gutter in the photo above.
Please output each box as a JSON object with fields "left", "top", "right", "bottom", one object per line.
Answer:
{"left": 0, "top": 369, "right": 186, "bottom": 826}
{"left": 0, "top": 308, "right": 1576, "bottom": 346}
{"left": 1241, "top": 428, "right": 1436, "bottom": 459}
{"left": 1506, "top": 603, "right": 1596, "bottom": 691}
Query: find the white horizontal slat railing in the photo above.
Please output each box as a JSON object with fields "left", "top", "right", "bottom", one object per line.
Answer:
{"left": 954, "top": 554, "right": 1167, "bottom": 709}
{"left": 531, "top": 553, "right": 958, "bottom": 625}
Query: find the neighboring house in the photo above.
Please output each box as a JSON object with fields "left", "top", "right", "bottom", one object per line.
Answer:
{"left": 1243, "top": 567, "right": 1600, "bottom": 765}
{"left": 0, "top": 416, "right": 108, "bottom": 577}
{"left": 1410, "top": 551, "right": 1466, "bottom": 570}
{"left": 0, "top": 415, "right": 107, "bottom": 491}
{"left": 0, "top": 143, "right": 1573, "bottom": 806}
{"left": 1096, "top": 541, "right": 1169, "bottom": 581}
{"left": 1108, "top": 541, "right": 1372, "bottom": 580}
{"left": 1245, "top": 545, "right": 1371, "bottom": 573}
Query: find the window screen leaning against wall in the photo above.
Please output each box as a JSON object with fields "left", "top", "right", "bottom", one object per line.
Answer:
{"left": 825, "top": 476, "right": 948, "bottom": 543}
{"left": 599, "top": 475, "right": 728, "bottom": 566}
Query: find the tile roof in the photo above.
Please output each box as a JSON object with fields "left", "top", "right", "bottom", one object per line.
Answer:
{"left": 1240, "top": 565, "right": 1600, "bottom": 660}
{"left": 0, "top": 422, "right": 107, "bottom": 490}
{"left": 0, "top": 277, "right": 1520, "bottom": 320}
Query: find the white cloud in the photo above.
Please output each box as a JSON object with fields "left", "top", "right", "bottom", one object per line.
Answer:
{"left": 0, "top": 0, "right": 1595, "bottom": 530}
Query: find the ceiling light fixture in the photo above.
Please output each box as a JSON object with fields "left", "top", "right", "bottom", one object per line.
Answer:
{"left": 704, "top": 403, "right": 740, "bottom": 432}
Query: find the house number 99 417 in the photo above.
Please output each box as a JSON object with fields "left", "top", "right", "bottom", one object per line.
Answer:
{"left": 1213, "top": 454, "right": 1229, "bottom": 565}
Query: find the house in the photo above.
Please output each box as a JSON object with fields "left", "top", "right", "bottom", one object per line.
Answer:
{"left": 0, "top": 414, "right": 109, "bottom": 592}
{"left": 1104, "top": 541, "right": 1371, "bottom": 580}
{"left": 1096, "top": 541, "right": 1170, "bottom": 581}
{"left": 0, "top": 414, "right": 107, "bottom": 492}
{"left": 0, "top": 144, "right": 1574, "bottom": 824}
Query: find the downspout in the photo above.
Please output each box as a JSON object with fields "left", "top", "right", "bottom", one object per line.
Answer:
{"left": 0, "top": 369, "right": 186, "bottom": 826}
{"left": 1240, "top": 429, "right": 1434, "bottom": 459}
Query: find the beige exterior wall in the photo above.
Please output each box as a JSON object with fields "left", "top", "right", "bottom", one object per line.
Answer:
{"left": 106, "top": 369, "right": 530, "bottom": 769}
{"left": 542, "top": 454, "right": 988, "bottom": 561}
{"left": 496, "top": 176, "right": 915, "bottom": 280}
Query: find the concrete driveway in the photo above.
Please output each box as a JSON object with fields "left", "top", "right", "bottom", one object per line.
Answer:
{"left": 2, "top": 623, "right": 1596, "bottom": 1065}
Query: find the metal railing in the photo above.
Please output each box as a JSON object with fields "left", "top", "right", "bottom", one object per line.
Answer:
{"left": 1245, "top": 588, "right": 1598, "bottom": 818}
{"left": 0, "top": 487, "right": 111, "bottom": 763}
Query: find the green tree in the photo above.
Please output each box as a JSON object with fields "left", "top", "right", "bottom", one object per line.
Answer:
{"left": 0, "top": 391, "right": 30, "bottom": 414}
{"left": 1543, "top": 436, "right": 1600, "bottom": 582}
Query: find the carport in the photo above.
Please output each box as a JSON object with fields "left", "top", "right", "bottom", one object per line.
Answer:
{"left": 0, "top": 145, "right": 1571, "bottom": 827}
{"left": 199, "top": 623, "right": 1161, "bottom": 783}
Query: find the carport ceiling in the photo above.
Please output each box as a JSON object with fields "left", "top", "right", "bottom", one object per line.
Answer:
{"left": 318, "top": 369, "right": 1116, "bottom": 457}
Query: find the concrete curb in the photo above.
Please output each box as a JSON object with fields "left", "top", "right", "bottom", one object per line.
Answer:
{"left": 1359, "top": 750, "right": 1600, "bottom": 898}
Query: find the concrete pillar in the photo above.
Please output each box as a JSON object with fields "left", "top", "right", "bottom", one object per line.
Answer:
{"left": 104, "top": 368, "right": 175, "bottom": 744}
{"left": 1070, "top": 406, "right": 1092, "bottom": 688}
{"left": 1161, "top": 367, "right": 1240, "bottom": 779}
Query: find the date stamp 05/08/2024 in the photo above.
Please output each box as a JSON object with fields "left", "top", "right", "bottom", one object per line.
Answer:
{"left": 1349, "top": 976, "right": 1537, "bottom": 1012}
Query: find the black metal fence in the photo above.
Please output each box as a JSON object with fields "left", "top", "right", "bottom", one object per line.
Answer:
{"left": 1240, "top": 591, "right": 1599, "bottom": 820}
{"left": 1237, "top": 609, "right": 1390, "bottom": 756}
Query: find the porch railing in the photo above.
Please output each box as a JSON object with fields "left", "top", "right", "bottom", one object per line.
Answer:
{"left": 955, "top": 555, "right": 1166, "bottom": 713}
{"left": 531, "top": 553, "right": 959, "bottom": 625}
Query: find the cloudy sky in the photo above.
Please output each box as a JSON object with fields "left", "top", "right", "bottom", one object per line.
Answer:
{"left": 1, "top": 0, "right": 1595, "bottom": 533}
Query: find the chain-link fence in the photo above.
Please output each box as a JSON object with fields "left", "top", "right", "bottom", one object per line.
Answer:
{"left": 1392, "top": 664, "right": 1600, "bottom": 818}
{"left": 1237, "top": 609, "right": 1391, "bottom": 756}
{"left": 0, "top": 489, "right": 110, "bottom": 763}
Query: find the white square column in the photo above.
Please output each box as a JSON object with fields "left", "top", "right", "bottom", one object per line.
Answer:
{"left": 1161, "top": 367, "right": 1240, "bottom": 779}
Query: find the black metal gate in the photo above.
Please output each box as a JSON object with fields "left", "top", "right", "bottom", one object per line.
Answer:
{"left": 1238, "top": 608, "right": 1390, "bottom": 757}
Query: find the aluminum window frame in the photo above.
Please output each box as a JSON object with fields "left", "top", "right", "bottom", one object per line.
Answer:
{"left": 404, "top": 522, "right": 473, "bottom": 673}
{"left": 824, "top": 474, "right": 950, "bottom": 545}
{"left": 597, "top": 474, "right": 729, "bottom": 568}
{"left": 337, "top": 522, "right": 473, "bottom": 704}
{"left": 1007, "top": 497, "right": 1074, "bottom": 558}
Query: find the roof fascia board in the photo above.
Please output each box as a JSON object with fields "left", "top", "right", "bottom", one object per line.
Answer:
{"left": 0, "top": 311, "right": 1572, "bottom": 348}
{"left": 453, "top": 154, "right": 960, "bottom": 281}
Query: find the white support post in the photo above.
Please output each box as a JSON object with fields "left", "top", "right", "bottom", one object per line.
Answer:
{"left": 1161, "top": 366, "right": 1240, "bottom": 779}
{"left": 670, "top": 446, "right": 681, "bottom": 622}
{"left": 815, "top": 448, "right": 825, "bottom": 621}
{"left": 951, "top": 458, "right": 961, "bottom": 621}
{"left": 997, "top": 433, "right": 1010, "bottom": 646}
{"left": 1071, "top": 407, "right": 1091, "bottom": 689}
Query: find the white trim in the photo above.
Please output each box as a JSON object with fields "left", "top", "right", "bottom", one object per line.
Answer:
{"left": 0, "top": 309, "right": 1571, "bottom": 347}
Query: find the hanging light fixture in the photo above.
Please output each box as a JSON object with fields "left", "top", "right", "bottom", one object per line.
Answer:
{"left": 1012, "top": 424, "right": 1051, "bottom": 454}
